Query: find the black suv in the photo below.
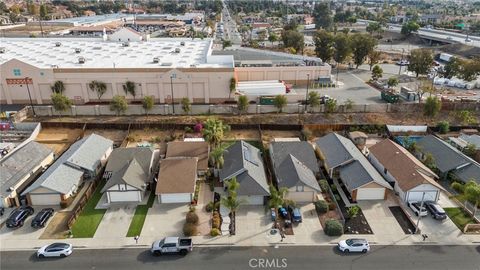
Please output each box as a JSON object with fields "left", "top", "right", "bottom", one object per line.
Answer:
{"left": 425, "top": 201, "right": 447, "bottom": 220}
{"left": 31, "top": 208, "right": 54, "bottom": 228}
{"left": 6, "top": 206, "right": 34, "bottom": 228}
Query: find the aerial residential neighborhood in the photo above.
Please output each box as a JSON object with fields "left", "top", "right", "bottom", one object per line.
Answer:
{"left": 0, "top": 0, "right": 479, "bottom": 270}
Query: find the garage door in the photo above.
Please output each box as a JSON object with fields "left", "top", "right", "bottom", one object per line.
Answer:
{"left": 287, "top": 191, "right": 314, "bottom": 202}
{"left": 159, "top": 193, "right": 191, "bottom": 203}
{"left": 108, "top": 191, "right": 140, "bottom": 203}
{"left": 356, "top": 188, "right": 385, "bottom": 200}
{"left": 239, "top": 195, "right": 264, "bottom": 205}
{"left": 29, "top": 194, "right": 60, "bottom": 206}
{"left": 406, "top": 191, "right": 438, "bottom": 202}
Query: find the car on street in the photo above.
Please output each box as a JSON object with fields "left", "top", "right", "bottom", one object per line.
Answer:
{"left": 320, "top": 95, "right": 333, "bottom": 104}
{"left": 37, "top": 243, "right": 73, "bottom": 258}
{"left": 338, "top": 239, "right": 370, "bottom": 253}
{"left": 424, "top": 201, "right": 447, "bottom": 220}
{"left": 408, "top": 201, "right": 428, "bottom": 217}
{"left": 396, "top": 60, "right": 410, "bottom": 66}
{"left": 6, "top": 206, "right": 34, "bottom": 228}
{"left": 151, "top": 237, "right": 193, "bottom": 256}
{"left": 31, "top": 208, "right": 54, "bottom": 228}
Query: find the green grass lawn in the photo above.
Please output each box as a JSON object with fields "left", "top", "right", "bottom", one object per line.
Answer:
{"left": 71, "top": 181, "right": 107, "bottom": 238}
{"left": 126, "top": 191, "right": 156, "bottom": 237}
{"left": 444, "top": 207, "right": 476, "bottom": 230}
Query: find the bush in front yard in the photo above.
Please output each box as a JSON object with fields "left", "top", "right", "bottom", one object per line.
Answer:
{"left": 210, "top": 228, "right": 221, "bottom": 237}
{"left": 330, "top": 184, "right": 337, "bottom": 192}
{"left": 328, "top": 203, "right": 336, "bottom": 210}
{"left": 205, "top": 201, "right": 214, "bottom": 212}
{"left": 183, "top": 223, "right": 198, "bottom": 236}
{"left": 186, "top": 212, "right": 199, "bottom": 225}
{"left": 325, "top": 219, "right": 343, "bottom": 236}
{"left": 315, "top": 200, "right": 329, "bottom": 214}
{"left": 319, "top": 180, "right": 329, "bottom": 193}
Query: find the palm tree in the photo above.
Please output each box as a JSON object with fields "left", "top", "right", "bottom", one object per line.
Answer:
{"left": 51, "top": 80, "right": 65, "bottom": 94}
{"left": 202, "top": 117, "right": 230, "bottom": 148}
{"left": 122, "top": 81, "right": 136, "bottom": 100}
{"left": 88, "top": 81, "right": 107, "bottom": 100}
{"left": 220, "top": 192, "right": 241, "bottom": 218}
{"left": 225, "top": 177, "right": 240, "bottom": 193}
{"left": 268, "top": 185, "right": 289, "bottom": 209}
{"left": 209, "top": 145, "right": 226, "bottom": 173}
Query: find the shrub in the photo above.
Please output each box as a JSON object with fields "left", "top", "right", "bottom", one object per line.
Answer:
{"left": 184, "top": 126, "right": 193, "bottom": 133}
{"left": 324, "top": 219, "right": 343, "bottom": 236}
{"left": 205, "top": 201, "right": 214, "bottom": 212}
{"left": 330, "top": 184, "right": 337, "bottom": 192}
{"left": 347, "top": 205, "right": 360, "bottom": 218}
{"left": 210, "top": 228, "right": 221, "bottom": 237}
{"left": 183, "top": 223, "right": 198, "bottom": 236}
{"left": 451, "top": 182, "right": 465, "bottom": 193}
{"left": 328, "top": 203, "right": 336, "bottom": 210}
{"left": 315, "top": 200, "right": 329, "bottom": 214}
{"left": 319, "top": 180, "right": 329, "bottom": 192}
{"left": 186, "top": 212, "right": 199, "bottom": 225}
{"left": 436, "top": 121, "right": 450, "bottom": 134}
{"left": 334, "top": 194, "right": 341, "bottom": 202}
{"left": 212, "top": 216, "right": 221, "bottom": 229}
{"left": 301, "top": 128, "right": 313, "bottom": 140}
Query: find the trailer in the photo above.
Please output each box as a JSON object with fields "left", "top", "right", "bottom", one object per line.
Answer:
{"left": 439, "top": 53, "right": 453, "bottom": 63}
{"left": 236, "top": 80, "right": 290, "bottom": 96}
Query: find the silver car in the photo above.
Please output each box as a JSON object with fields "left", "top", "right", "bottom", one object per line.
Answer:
{"left": 37, "top": 243, "right": 73, "bottom": 258}
{"left": 338, "top": 239, "right": 370, "bottom": 253}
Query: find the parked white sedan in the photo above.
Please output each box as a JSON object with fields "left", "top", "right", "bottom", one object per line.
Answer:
{"left": 37, "top": 243, "right": 73, "bottom": 258}
{"left": 338, "top": 239, "right": 370, "bottom": 253}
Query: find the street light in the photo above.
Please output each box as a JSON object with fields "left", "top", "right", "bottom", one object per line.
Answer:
{"left": 304, "top": 74, "right": 310, "bottom": 113}
{"left": 25, "top": 77, "right": 36, "bottom": 117}
{"left": 170, "top": 74, "right": 175, "bottom": 115}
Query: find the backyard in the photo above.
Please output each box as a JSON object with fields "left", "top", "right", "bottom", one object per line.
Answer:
{"left": 126, "top": 191, "right": 156, "bottom": 237}
{"left": 71, "top": 181, "right": 107, "bottom": 238}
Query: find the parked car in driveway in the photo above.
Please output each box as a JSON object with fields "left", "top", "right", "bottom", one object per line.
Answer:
{"left": 31, "top": 208, "right": 54, "bottom": 228}
{"left": 151, "top": 237, "right": 193, "bottom": 256}
{"left": 288, "top": 206, "right": 302, "bottom": 223}
{"left": 37, "top": 243, "right": 73, "bottom": 258}
{"left": 338, "top": 239, "right": 370, "bottom": 253}
{"left": 6, "top": 206, "right": 34, "bottom": 228}
{"left": 278, "top": 207, "right": 288, "bottom": 219}
{"left": 408, "top": 202, "right": 428, "bottom": 217}
{"left": 424, "top": 201, "right": 447, "bottom": 220}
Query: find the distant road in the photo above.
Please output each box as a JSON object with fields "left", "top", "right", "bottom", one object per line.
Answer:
{"left": 2, "top": 245, "right": 480, "bottom": 270}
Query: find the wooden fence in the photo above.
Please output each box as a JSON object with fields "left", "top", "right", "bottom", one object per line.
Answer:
{"left": 66, "top": 180, "right": 99, "bottom": 229}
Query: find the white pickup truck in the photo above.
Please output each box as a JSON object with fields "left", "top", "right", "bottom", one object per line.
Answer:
{"left": 150, "top": 237, "right": 193, "bottom": 256}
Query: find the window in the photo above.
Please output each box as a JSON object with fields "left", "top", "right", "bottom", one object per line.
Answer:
{"left": 13, "top": 69, "right": 21, "bottom": 76}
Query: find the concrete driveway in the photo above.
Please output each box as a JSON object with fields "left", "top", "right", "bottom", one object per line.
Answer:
{"left": 291, "top": 203, "right": 325, "bottom": 245}
{"left": 0, "top": 206, "right": 58, "bottom": 241}
{"left": 358, "top": 200, "right": 406, "bottom": 243}
{"left": 94, "top": 205, "right": 136, "bottom": 239}
{"left": 234, "top": 206, "right": 274, "bottom": 245}
{"left": 141, "top": 203, "right": 188, "bottom": 238}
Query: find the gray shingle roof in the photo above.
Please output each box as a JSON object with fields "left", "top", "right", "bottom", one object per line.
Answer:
{"left": 101, "top": 148, "right": 154, "bottom": 192}
{"left": 220, "top": 141, "right": 269, "bottom": 196}
{"left": 417, "top": 135, "right": 471, "bottom": 173}
{"left": 0, "top": 141, "right": 53, "bottom": 198}
{"left": 22, "top": 134, "right": 113, "bottom": 195}
{"left": 459, "top": 134, "right": 480, "bottom": 149}
{"left": 270, "top": 141, "right": 320, "bottom": 190}
{"left": 316, "top": 133, "right": 391, "bottom": 190}
{"left": 452, "top": 162, "right": 480, "bottom": 184}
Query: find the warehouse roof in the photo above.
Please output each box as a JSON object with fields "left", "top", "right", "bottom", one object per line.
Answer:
{"left": 0, "top": 38, "right": 233, "bottom": 69}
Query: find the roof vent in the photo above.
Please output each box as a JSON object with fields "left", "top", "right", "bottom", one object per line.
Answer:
{"left": 0, "top": 47, "right": 5, "bottom": 53}
{"left": 153, "top": 57, "right": 159, "bottom": 63}
{"left": 78, "top": 56, "right": 86, "bottom": 64}
{"left": 122, "top": 42, "right": 130, "bottom": 47}
{"left": 74, "top": 48, "right": 82, "bottom": 53}
{"left": 55, "top": 42, "right": 62, "bottom": 47}
{"left": 174, "top": 48, "right": 181, "bottom": 53}
{"left": 180, "top": 41, "right": 185, "bottom": 46}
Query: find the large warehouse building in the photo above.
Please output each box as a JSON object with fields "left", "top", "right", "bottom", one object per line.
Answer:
{"left": 0, "top": 30, "right": 331, "bottom": 105}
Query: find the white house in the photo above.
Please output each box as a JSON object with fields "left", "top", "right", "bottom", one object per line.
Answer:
{"left": 369, "top": 139, "right": 444, "bottom": 203}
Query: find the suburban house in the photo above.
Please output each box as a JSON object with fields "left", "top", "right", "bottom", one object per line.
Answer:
{"left": 219, "top": 141, "right": 270, "bottom": 205}
{"left": 315, "top": 133, "right": 392, "bottom": 201}
{"left": 165, "top": 141, "right": 209, "bottom": 175}
{"left": 448, "top": 133, "right": 480, "bottom": 162}
{"left": 0, "top": 141, "right": 54, "bottom": 208}
{"left": 417, "top": 135, "right": 480, "bottom": 185}
{"left": 269, "top": 141, "right": 321, "bottom": 202}
{"left": 101, "top": 147, "right": 156, "bottom": 203}
{"left": 369, "top": 139, "right": 444, "bottom": 203}
{"left": 22, "top": 134, "right": 113, "bottom": 206}
{"left": 156, "top": 157, "right": 198, "bottom": 204}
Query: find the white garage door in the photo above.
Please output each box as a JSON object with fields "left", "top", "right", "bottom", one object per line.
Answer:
{"left": 159, "top": 193, "right": 191, "bottom": 203}
{"left": 406, "top": 191, "right": 438, "bottom": 202}
{"left": 287, "top": 191, "right": 314, "bottom": 202}
{"left": 356, "top": 188, "right": 385, "bottom": 200}
{"left": 29, "top": 194, "right": 60, "bottom": 206}
{"left": 108, "top": 191, "right": 140, "bottom": 203}
{"left": 239, "top": 195, "right": 264, "bottom": 205}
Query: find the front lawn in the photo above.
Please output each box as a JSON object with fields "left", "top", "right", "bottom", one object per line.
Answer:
{"left": 71, "top": 181, "right": 107, "bottom": 238}
{"left": 444, "top": 207, "right": 476, "bottom": 231}
{"left": 126, "top": 191, "right": 156, "bottom": 237}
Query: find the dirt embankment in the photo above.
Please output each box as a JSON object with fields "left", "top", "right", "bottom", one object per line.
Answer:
{"left": 29, "top": 110, "right": 480, "bottom": 127}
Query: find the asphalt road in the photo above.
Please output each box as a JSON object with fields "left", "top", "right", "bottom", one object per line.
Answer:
{"left": 2, "top": 245, "right": 480, "bottom": 270}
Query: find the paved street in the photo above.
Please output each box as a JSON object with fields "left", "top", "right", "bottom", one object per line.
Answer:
{"left": 2, "top": 245, "right": 480, "bottom": 270}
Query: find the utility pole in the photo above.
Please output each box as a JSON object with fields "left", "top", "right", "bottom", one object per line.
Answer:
{"left": 398, "top": 48, "right": 405, "bottom": 75}
{"left": 414, "top": 192, "right": 426, "bottom": 234}
{"left": 25, "top": 77, "right": 36, "bottom": 117}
